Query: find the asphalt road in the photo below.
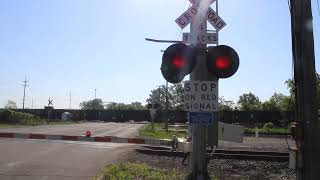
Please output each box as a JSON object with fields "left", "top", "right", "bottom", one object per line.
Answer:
{"left": 0, "top": 122, "right": 145, "bottom": 137}
{"left": 0, "top": 122, "right": 145, "bottom": 180}
{"left": 0, "top": 138, "right": 138, "bottom": 180}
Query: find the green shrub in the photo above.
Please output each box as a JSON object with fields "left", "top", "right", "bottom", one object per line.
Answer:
{"left": 263, "top": 122, "right": 274, "bottom": 132}
{"left": 0, "top": 110, "right": 43, "bottom": 125}
{"left": 0, "top": 109, "right": 14, "bottom": 122}
{"left": 14, "top": 112, "right": 34, "bottom": 124}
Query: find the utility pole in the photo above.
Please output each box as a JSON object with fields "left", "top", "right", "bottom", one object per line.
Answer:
{"left": 158, "top": 86, "right": 161, "bottom": 103}
{"left": 94, "top": 88, "right": 97, "bottom": 99}
{"left": 69, "top": 91, "right": 72, "bottom": 109}
{"left": 21, "top": 77, "right": 29, "bottom": 109}
{"left": 290, "top": 0, "right": 319, "bottom": 179}
{"left": 165, "top": 81, "right": 169, "bottom": 132}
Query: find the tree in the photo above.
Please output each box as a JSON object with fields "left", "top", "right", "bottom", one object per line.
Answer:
{"left": 4, "top": 100, "right": 17, "bottom": 109}
{"left": 261, "top": 93, "right": 294, "bottom": 111}
{"left": 237, "top": 92, "right": 261, "bottom": 111}
{"left": 285, "top": 72, "right": 319, "bottom": 108}
{"left": 105, "top": 102, "right": 118, "bottom": 110}
{"left": 146, "top": 85, "right": 174, "bottom": 110}
{"left": 285, "top": 79, "right": 295, "bottom": 95}
{"left": 171, "top": 83, "right": 184, "bottom": 110}
{"left": 219, "top": 97, "right": 235, "bottom": 111}
{"left": 105, "top": 102, "right": 146, "bottom": 110}
{"left": 79, "top": 99, "right": 104, "bottom": 110}
{"left": 127, "top": 102, "right": 146, "bottom": 110}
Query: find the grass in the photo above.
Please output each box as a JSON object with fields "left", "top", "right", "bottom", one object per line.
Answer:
{"left": 139, "top": 123, "right": 187, "bottom": 139}
{"left": 245, "top": 127, "right": 291, "bottom": 134}
{"left": 95, "top": 162, "right": 218, "bottom": 180}
{"left": 139, "top": 123, "right": 291, "bottom": 139}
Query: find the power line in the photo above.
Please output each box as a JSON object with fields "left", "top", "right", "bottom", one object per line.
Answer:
{"left": 69, "top": 91, "right": 72, "bottom": 109}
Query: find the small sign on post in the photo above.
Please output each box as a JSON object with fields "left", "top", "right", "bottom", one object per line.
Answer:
{"left": 183, "top": 33, "right": 218, "bottom": 44}
{"left": 184, "top": 80, "right": 218, "bottom": 112}
{"left": 188, "top": 112, "right": 214, "bottom": 124}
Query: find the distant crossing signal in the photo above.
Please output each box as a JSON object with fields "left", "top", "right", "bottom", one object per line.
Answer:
{"left": 161, "top": 43, "right": 196, "bottom": 83}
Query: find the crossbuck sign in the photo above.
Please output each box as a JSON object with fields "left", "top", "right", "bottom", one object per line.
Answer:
{"left": 175, "top": 0, "right": 226, "bottom": 31}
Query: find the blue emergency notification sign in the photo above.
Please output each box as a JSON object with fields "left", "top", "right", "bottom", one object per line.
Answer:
{"left": 188, "top": 112, "right": 214, "bottom": 124}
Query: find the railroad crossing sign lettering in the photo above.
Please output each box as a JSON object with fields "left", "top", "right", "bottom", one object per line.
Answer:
{"left": 175, "top": 6, "right": 198, "bottom": 29}
{"left": 183, "top": 32, "right": 218, "bottom": 44}
{"left": 206, "top": 7, "right": 226, "bottom": 31}
{"left": 189, "top": 0, "right": 215, "bottom": 6}
{"left": 184, "top": 81, "right": 218, "bottom": 112}
{"left": 175, "top": 0, "right": 226, "bottom": 31}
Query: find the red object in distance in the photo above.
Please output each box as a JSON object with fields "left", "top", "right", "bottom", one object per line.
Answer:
{"left": 215, "top": 56, "right": 231, "bottom": 69}
{"left": 85, "top": 130, "right": 92, "bottom": 137}
{"left": 172, "top": 56, "right": 186, "bottom": 68}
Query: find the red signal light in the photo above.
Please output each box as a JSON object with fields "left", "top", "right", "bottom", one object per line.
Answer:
{"left": 215, "top": 56, "right": 231, "bottom": 69}
{"left": 172, "top": 56, "right": 186, "bottom": 68}
{"left": 161, "top": 43, "right": 196, "bottom": 83}
{"left": 206, "top": 45, "right": 239, "bottom": 78}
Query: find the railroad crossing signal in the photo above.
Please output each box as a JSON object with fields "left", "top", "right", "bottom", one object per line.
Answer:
{"left": 48, "top": 98, "right": 53, "bottom": 106}
{"left": 206, "top": 45, "right": 239, "bottom": 78}
{"left": 160, "top": 43, "right": 239, "bottom": 83}
{"left": 161, "top": 43, "right": 196, "bottom": 83}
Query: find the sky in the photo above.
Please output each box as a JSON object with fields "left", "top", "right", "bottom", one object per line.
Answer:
{"left": 0, "top": 0, "right": 319, "bottom": 109}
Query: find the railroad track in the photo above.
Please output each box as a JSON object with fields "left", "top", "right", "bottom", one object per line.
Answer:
{"left": 166, "top": 125, "right": 292, "bottom": 138}
{"left": 136, "top": 146, "right": 289, "bottom": 162}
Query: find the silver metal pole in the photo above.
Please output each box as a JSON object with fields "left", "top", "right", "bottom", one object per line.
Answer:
{"left": 188, "top": 1, "right": 218, "bottom": 179}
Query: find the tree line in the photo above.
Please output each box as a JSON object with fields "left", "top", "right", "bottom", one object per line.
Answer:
{"left": 7, "top": 74, "right": 317, "bottom": 111}
{"left": 78, "top": 74, "right": 319, "bottom": 111}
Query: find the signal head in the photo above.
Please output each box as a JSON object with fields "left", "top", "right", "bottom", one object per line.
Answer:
{"left": 161, "top": 43, "right": 196, "bottom": 83}
{"left": 206, "top": 45, "right": 239, "bottom": 78}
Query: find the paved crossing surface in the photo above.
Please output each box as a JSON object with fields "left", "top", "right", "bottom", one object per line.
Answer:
{"left": 0, "top": 122, "right": 144, "bottom": 180}
{"left": 0, "top": 122, "right": 144, "bottom": 137}
{"left": 0, "top": 138, "right": 137, "bottom": 180}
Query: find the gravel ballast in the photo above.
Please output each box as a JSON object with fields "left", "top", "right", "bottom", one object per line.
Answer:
{"left": 123, "top": 152, "right": 296, "bottom": 180}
